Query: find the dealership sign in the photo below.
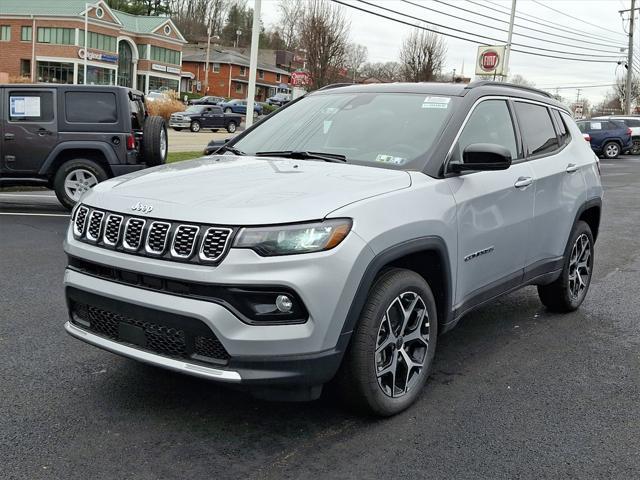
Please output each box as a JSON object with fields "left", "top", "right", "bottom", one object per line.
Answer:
{"left": 475, "top": 45, "right": 506, "bottom": 76}
{"left": 78, "top": 48, "right": 118, "bottom": 64}
{"left": 291, "top": 70, "right": 310, "bottom": 86}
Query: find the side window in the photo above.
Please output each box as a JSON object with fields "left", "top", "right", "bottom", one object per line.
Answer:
{"left": 212, "top": 106, "right": 222, "bottom": 114}
{"left": 625, "top": 119, "right": 640, "bottom": 127}
{"left": 66, "top": 92, "right": 117, "bottom": 123}
{"left": 551, "top": 109, "right": 570, "bottom": 146}
{"left": 8, "top": 90, "right": 54, "bottom": 122}
{"left": 454, "top": 99, "right": 518, "bottom": 163}
{"left": 514, "top": 102, "right": 559, "bottom": 156}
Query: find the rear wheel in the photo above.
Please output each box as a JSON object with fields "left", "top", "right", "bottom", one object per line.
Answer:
{"left": 190, "top": 120, "right": 201, "bottom": 133}
{"left": 172, "top": 127, "right": 183, "bottom": 132}
{"left": 143, "top": 115, "right": 168, "bottom": 166}
{"left": 538, "top": 220, "right": 594, "bottom": 312}
{"left": 53, "top": 159, "right": 107, "bottom": 210}
{"left": 224, "top": 107, "right": 232, "bottom": 114}
{"left": 226, "top": 121, "right": 237, "bottom": 133}
{"left": 602, "top": 141, "right": 620, "bottom": 159}
{"left": 337, "top": 269, "right": 437, "bottom": 416}
{"left": 631, "top": 139, "right": 640, "bottom": 155}
{"left": 211, "top": 128, "right": 219, "bottom": 132}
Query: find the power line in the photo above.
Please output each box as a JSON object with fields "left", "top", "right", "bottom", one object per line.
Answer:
{"left": 432, "top": 0, "right": 628, "bottom": 50}
{"left": 331, "top": 0, "right": 620, "bottom": 64}
{"left": 531, "top": 0, "right": 629, "bottom": 38}
{"left": 473, "top": 0, "right": 627, "bottom": 44}
{"left": 402, "top": 0, "right": 625, "bottom": 55}
{"left": 355, "top": 0, "right": 624, "bottom": 59}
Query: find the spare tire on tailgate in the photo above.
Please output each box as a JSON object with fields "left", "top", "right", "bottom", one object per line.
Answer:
{"left": 143, "top": 115, "right": 168, "bottom": 166}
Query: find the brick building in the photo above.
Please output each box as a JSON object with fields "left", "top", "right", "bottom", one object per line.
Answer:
{"left": 0, "top": 0, "right": 186, "bottom": 93}
{"left": 182, "top": 50, "right": 291, "bottom": 101}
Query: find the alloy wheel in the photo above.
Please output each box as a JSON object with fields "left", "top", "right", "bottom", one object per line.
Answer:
{"left": 568, "top": 233, "right": 591, "bottom": 299}
{"left": 64, "top": 169, "right": 98, "bottom": 202}
{"left": 606, "top": 143, "right": 619, "bottom": 158}
{"left": 375, "top": 291, "right": 430, "bottom": 398}
{"left": 160, "top": 128, "right": 167, "bottom": 159}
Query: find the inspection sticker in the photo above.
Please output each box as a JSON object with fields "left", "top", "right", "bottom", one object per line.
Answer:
{"left": 375, "top": 154, "right": 406, "bottom": 165}
{"left": 422, "top": 96, "right": 450, "bottom": 109}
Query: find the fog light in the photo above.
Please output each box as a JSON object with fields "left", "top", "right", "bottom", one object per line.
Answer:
{"left": 275, "top": 294, "right": 293, "bottom": 313}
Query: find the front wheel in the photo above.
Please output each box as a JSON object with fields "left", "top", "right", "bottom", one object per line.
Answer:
{"left": 602, "top": 141, "right": 620, "bottom": 159}
{"left": 538, "top": 220, "right": 594, "bottom": 312}
{"left": 53, "top": 159, "right": 108, "bottom": 210}
{"left": 190, "top": 120, "right": 201, "bottom": 133}
{"left": 337, "top": 269, "right": 437, "bottom": 416}
{"left": 226, "top": 121, "right": 237, "bottom": 133}
{"left": 224, "top": 108, "right": 232, "bottom": 114}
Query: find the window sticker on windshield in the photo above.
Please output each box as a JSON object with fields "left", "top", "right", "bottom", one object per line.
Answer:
{"left": 375, "top": 154, "right": 406, "bottom": 165}
{"left": 422, "top": 96, "right": 450, "bottom": 109}
{"left": 590, "top": 122, "right": 602, "bottom": 130}
{"left": 10, "top": 96, "right": 41, "bottom": 117}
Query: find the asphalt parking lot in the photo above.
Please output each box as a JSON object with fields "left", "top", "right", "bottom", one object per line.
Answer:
{"left": 2, "top": 157, "right": 640, "bottom": 479}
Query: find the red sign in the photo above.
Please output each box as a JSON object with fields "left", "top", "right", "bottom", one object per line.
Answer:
{"left": 479, "top": 50, "right": 500, "bottom": 72}
{"left": 291, "top": 70, "right": 310, "bottom": 86}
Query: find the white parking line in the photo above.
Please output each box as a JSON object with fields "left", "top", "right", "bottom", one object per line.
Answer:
{"left": 0, "top": 212, "right": 69, "bottom": 217}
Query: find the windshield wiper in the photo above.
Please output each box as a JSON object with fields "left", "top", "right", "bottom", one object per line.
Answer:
{"left": 216, "top": 144, "right": 245, "bottom": 156}
{"left": 254, "top": 150, "right": 347, "bottom": 163}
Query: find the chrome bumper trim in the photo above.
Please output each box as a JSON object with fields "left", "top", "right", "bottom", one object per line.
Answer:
{"left": 64, "top": 321, "right": 242, "bottom": 382}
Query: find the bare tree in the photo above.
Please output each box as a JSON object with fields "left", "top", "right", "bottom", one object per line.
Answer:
{"left": 614, "top": 75, "right": 640, "bottom": 111}
{"left": 168, "top": 0, "right": 237, "bottom": 43}
{"left": 344, "top": 43, "right": 368, "bottom": 82}
{"left": 298, "top": 0, "right": 350, "bottom": 90}
{"left": 508, "top": 74, "right": 535, "bottom": 87}
{"left": 278, "top": 0, "right": 304, "bottom": 51}
{"left": 399, "top": 28, "right": 446, "bottom": 82}
{"left": 361, "top": 61, "right": 403, "bottom": 82}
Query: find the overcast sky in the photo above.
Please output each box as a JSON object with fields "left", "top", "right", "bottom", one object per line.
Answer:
{"left": 259, "top": 0, "right": 635, "bottom": 105}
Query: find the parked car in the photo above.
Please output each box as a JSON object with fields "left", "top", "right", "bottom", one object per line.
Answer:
{"left": 170, "top": 105, "right": 241, "bottom": 133}
{"left": 63, "top": 81, "right": 602, "bottom": 416}
{"left": 188, "top": 95, "right": 225, "bottom": 106}
{"left": 576, "top": 119, "right": 632, "bottom": 159}
{"left": 145, "top": 91, "right": 165, "bottom": 102}
{"left": 591, "top": 115, "right": 640, "bottom": 154}
{"left": 0, "top": 84, "right": 167, "bottom": 209}
{"left": 267, "top": 92, "right": 291, "bottom": 106}
{"left": 220, "top": 99, "right": 263, "bottom": 116}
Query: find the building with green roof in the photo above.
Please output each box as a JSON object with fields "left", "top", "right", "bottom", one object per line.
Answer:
{"left": 0, "top": 0, "right": 186, "bottom": 92}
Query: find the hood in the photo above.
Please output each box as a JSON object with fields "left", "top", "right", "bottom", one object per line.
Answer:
{"left": 84, "top": 156, "right": 411, "bottom": 225}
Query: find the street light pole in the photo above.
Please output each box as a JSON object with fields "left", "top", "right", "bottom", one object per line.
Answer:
{"left": 204, "top": 18, "right": 212, "bottom": 93}
{"left": 84, "top": 3, "right": 90, "bottom": 84}
{"left": 503, "top": 0, "right": 517, "bottom": 81}
{"left": 621, "top": 0, "right": 637, "bottom": 114}
{"left": 245, "top": 0, "right": 261, "bottom": 128}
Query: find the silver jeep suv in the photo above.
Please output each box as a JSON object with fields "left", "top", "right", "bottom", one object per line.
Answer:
{"left": 64, "top": 81, "right": 603, "bottom": 416}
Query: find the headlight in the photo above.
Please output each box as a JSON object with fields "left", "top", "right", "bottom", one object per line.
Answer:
{"left": 233, "top": 219, "right": 352, "bottom": 256}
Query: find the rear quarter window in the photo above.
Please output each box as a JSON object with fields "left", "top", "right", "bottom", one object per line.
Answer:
{"left": 514, "top": 102, "right": 559, "bottom": 156}
{"left": 65, "top": 91, "right": 117, "bottom": 123}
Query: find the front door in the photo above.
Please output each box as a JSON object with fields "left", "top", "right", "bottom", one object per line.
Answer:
{"left": 3, "top": 88, "right": 58, "bottom": 173}
{"left": 445, "top": 99, "right": 534, "bottom": 311}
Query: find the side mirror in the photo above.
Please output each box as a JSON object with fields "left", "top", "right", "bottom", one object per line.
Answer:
{"left": 451, "top": 143, "right": 512, "bottom": 173}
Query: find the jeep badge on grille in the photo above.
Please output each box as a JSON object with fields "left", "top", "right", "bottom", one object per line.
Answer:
{"left": 131, "top": 202, "right": 154, "bottom": 214}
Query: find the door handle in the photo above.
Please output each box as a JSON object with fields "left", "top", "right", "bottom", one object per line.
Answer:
{"left": 514, "top": 176, "right": 533, "bottom": 189}
{"left": 37, "top": 128, "right": 52, "bottom": 136}
{"left": 4, "top": 133, "right": 15, "bottom": 140}
{"left": 566, "top": 163, "right": 578, "bottom": 173}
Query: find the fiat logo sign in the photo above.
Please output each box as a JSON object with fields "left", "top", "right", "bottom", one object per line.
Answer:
{"left": 479, "top": 50, "right": 500, "bottom": 72}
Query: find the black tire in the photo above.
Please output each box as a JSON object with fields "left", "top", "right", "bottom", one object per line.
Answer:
{"left": 631, "top": 139, "right": 640, "bottom": 155}
{"left": 602, "top": 141, "right": 620, "bottom": 159}
{"left": 336, "top": 268, "right": 438, "bottom": 417}
{"left": 538, "top": 220, "right": 594, "bottom": 312}
{"left": 190, "top": 120, "right": 201, "bottom": 133}
{"left": 211, "top": 128, "right": 219, "bottom": 133}
{"left": 53, "top": 159, "right": 108, "bottom": 210}
{"left": 172, "top": 127, "right": 183, "bottom": 131}
{"left": 224, "top": 108, "right": 232, "bottom": 114}
{"left": 226, "top": 121, "right": 237, "bottom": 133}
{"left": 143, "top": 115, "right": 167, "bottom": 167}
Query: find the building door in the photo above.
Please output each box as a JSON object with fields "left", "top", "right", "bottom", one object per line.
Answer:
{"left": 117, "top": 41, "right": 133, "bottom": 88}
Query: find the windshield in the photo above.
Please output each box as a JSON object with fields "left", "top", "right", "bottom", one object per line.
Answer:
{"left": 185, "top": 106, "right": 204, "bottom": 114}
{"left": 233, "top": 92, "right": 457, "bottom": 169}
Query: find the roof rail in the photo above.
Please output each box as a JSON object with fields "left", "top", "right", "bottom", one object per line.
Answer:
{"left": 317, "top": 83, "right": 353, "bottom": 91}
{"left": 465, "top": 80, "right": 553, "bottom": 98}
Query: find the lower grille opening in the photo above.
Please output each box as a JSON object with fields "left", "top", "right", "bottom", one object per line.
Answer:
{"left": 70, "top": 300, "right": 230, "bottom": 365}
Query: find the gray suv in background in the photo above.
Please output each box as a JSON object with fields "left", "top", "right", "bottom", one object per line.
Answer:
{"left": 0, "top": 85, "right": 167, "bottom": 209}
{"left": 63, "top": 81, "right": 603, "bottom": 416}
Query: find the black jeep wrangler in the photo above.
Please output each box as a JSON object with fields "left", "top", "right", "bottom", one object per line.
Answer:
{"left": 0, "top": 84, "right": 167, "bottom": 209}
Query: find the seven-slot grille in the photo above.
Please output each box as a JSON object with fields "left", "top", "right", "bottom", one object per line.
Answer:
{"left": 71, "top": 206, "right": 234, "bottom": 265}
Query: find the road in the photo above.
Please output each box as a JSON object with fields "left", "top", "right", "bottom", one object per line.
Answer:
{"left": 1, "top": 157, "right": 640, "bottom": 479}
{"left": 167, "top": 128, "right": 237, "bottom": 153}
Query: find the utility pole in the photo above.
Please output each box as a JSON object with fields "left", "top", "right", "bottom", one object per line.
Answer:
{"left": 245, "top": 0, "right": 261, "bottom": 128}
{"left": 503, "top": 0, "right": 517, "bottom": 81}
{"left": 204, "top": 18, "right": 212, "bottom": 93}
{"left": 621, "top": 1, "right": 638, "bottom": 114}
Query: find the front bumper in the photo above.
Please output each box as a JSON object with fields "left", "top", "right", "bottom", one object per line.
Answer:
{"left": 63, "top": 227, "right": 374, "bottom": 387}
{"left": 169, "top": 121, "right": 192, "bottom": 128}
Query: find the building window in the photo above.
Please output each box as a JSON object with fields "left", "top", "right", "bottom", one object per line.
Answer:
{"left": 37, "top": 27, "right": 75, "bottom": 45}
{"left": 95, "top": 7, "right": 104, "bottom": 18}
{"left": 148, "top": 76, "right": 179, "bottom": 93}
{"left": 276, "top": 73, "right": 281, "bottom": 82}
{"left": 258, "top": 69, "right": 264, "bottom": 79}
{"left": 20, "top": 59, "right": 31, "bottom": 77}
{"left": 78, "top": 30, "right": 117, "bottom": 51}
{"left": 36, "top": 61, "right": 74, "bottom": 84}
{"left": 137, "top": 74, "right": 146, "bottom": 91}
{"left": 239, "top": 66, "right": 246, "bottom": 76}
{"left": 163, "top": 24, "right": 172, "bottom": 36}
{"left": 235, "top": 82, "right": 243, "bottom": 93}
{"left": 212, "top": 63, "right": 220, "bottom": 73}
{"left": 137, "top": 44, "right": 147, "bottom": 59}
{"left": 78, "top": 65, "right": 116, "bottom": 85}
{"left": 0, "top": 25, "right": 10, "bottom": 41}
{"left": 150, "top": 45, "right": 180, "bottom": 65}
{"left": 21, "top": 26, "right": 32, "bottom": 42}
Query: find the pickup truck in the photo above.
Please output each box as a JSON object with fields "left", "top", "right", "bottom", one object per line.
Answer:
{"left": 169, "top": 105, "right": 241, "bottom": 133}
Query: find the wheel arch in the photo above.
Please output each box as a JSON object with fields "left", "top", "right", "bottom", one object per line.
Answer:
{"left": 39, "top": 143, "right": 116, "bottom": 178}
{"left": 341, "top": 237, "right": 453, "bottom": 340}
{"left": 576, "top": 198, "right": 602, "bottom": 242}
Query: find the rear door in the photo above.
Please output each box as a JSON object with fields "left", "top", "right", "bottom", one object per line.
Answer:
{"left": 3, "top": 88, "right": 58, "bottom": 173}
{"left": 209, "top": 106, "right": 225, "bottom": 127}
{"left": 445, "top": 98, "right": 535, "bottom": 310}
